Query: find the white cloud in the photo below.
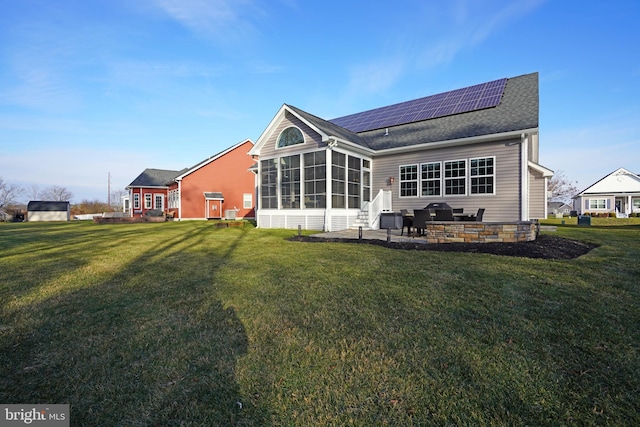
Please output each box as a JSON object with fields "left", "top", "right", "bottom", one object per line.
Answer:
{"left": 149, "top": 0, "right": 263, "bottom": 43}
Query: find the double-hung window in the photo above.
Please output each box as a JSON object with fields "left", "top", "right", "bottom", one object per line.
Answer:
{"left": 421, "top": 162, "right": 441, "bottom": 196}
{"left": 399, "top": 165, "right": 418, "bottom": 197}
{"left": 133, "top": 193, "right": 140, "bottom": 209}
{"left": 144, "top": 194, "right": 152, "bottom": 209}
{"left": 444, "top": 160, "right": 466, "bottom": 195}
{"left": 470, "top": 157, "right": 495, "bottom": 194}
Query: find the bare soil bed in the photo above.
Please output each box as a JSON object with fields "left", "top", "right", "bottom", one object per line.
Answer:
{"left": 290, "top": 233, "right": 598, "bottom": 260}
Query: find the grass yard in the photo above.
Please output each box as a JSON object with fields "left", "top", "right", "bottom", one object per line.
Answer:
{"left": 1, "top": 221, "right": 638, "bottom": 425}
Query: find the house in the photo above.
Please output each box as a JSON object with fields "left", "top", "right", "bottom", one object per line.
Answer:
{"left": 573, "top": 167, "right": 640, "bottom": 216}
{"left": 27, "top": 201, "right": 70, "bottom": 221}
{"left": 548, "top": 201, "right": 572, "bottom": 217}
{"left": 126, "top": 139, "right": 256, "bottom": 220}
{"left": 248, "top": 72, "right": 552, "bottom": 231}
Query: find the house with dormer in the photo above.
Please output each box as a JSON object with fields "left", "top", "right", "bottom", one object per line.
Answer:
{"left": 248, "top": 72, "right": 552, "bottom": 231}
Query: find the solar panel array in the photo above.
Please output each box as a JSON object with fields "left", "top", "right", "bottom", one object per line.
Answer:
{"left": 330, "top": 78, "right": 507, "bottom": 133}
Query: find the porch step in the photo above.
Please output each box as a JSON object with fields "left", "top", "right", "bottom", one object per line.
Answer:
{"left": 350, "top": 210, "right": 372, "bottom": 230}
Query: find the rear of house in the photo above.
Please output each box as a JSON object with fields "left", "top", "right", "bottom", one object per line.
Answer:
{"left": 27, "top": 201, "right": 70, "bottom": 221}
{"left": 249, "top": 72, "right": 552, "bottom": 231}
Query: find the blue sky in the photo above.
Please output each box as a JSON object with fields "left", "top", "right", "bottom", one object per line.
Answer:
{"left": 1, "top": 0, "right": 639, "bottom": 203}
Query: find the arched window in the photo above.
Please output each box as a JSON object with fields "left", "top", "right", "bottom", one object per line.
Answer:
{"left": 277, "top": 126, "right": 304, "bottom": 148}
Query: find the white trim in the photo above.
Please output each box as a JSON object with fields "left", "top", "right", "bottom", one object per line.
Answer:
{"left": 374, "top": 128, "right": 539, "bottom": 156}
{"left": 275, "top": 126, "right": 305, "bottom": 149}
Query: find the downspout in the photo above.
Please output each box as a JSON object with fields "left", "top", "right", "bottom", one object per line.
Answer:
{"left": 520, "top": 133, "right": 529, "bottom": 221}
{"left": 178, "top": 180, "right": 182, "bottom": 221}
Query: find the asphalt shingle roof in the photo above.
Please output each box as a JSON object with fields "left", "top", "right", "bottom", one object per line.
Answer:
{"left": 286, "top": 72, "right": 538, "bottom": 151}
{"left": 128, "top": 168, "right": 187, "bottom": 187}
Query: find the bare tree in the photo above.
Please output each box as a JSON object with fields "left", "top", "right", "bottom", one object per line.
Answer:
{"left": 110, "top": 189, "right": 127, "bottom": 209}
{"left": 39, "top": 185, "right": 73, "bottom": 202}
{"left": 26, "top": 184, "right": 41, "bottom": 202}
{"left": 0, "top": 177, "right": 23, "bottom": 208}
{"left": 548, "top": 170, "right": 578, "bottom": 203}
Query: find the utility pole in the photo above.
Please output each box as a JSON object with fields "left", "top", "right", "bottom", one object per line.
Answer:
{"left": 107, "top": 172, "right": 111, "bottom": 208}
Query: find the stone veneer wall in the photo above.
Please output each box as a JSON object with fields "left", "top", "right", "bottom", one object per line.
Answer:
{"left": 424, "top": 221, "right": 537, "bottom": 244}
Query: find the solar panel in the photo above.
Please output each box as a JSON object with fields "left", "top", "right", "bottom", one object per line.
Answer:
{"left": 330, "top": 78, "right": 507, "bottom": 133}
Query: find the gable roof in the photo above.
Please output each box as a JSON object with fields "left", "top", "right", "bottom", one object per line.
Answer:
{"left": 251, "top": 72, "right": 538, "bottom": 156}
{"left": 27, "top": 201, "right": 70, "bottom": 211}
{"left": 127, "top": 168, "right": 186, "bottom": 188}
{"left": 576, "top": 167, "right": 640, "bottom": 196}
{"left": 175, "top": 139, "right": 253, "bottom": 181}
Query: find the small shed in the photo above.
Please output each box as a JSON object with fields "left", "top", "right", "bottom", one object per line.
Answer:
{"left": 27, "top": 201, "right": 71, "bottom": 222}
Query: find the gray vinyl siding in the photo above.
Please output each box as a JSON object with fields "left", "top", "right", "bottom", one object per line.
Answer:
{"left": 528, "top": 168, "right": 547, "bottom": 219}
{"left": 259, "top": 111, "right": 325, "bottom": 159}
{"left": 372, "top": 137, "right": 522, "bottom": 222}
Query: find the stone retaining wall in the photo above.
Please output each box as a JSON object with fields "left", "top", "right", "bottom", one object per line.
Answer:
{"left": 424, "top": 221, "right": 537, "bottom": 243}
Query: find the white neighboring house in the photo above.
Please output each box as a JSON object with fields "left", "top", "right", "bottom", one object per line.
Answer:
{"left": 27, "top": 201, "right": 71, "bottom": 222}
{"left": 573, "top": 167, "right": 640, "bottom": 216}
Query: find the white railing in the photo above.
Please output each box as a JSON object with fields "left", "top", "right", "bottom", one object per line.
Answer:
{"left": 368, "top": 189, "right": 392, "bottom": 229}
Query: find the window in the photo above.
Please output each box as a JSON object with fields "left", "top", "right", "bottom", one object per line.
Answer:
{"left": 304, "top": 151, "right": 326, "bottom": 208}
{"left": 144, "top": 194, "right": 152, "bottom": 209}
{"left": 154, "top": 194, "right": 163, "bottom": 210}
{"left": 347, "top": 156, "right": 361, "bottom": 208}
{"left": 260, "top": 159, "right": 278, "bottom": 209}
{"left": 332, "top": 152, "right": 346, "bottom": 208}
{"left": 243, "top": 193, "right": 252, "bottom": 209}
{"left": 589, "top": 199, "right": 607, "bottom": 209}
{"left": 168, "top": 189, "right": 179, "bottom": 209}
{"left": 421, "top": 162, "right": 441, "bottom": 196}
{"left": 633, "top": 198, "right": 640, "bottom": 211}
{"left": 400, "top": 165, "right": 418, "bottom": 197}
{"left": 444, "top": 160, "right": 466, "bottom": 195}
{"left": 362, "top": 159, "right": 371, "bottom": 203}
{"left": 277, "top": 126, "right": 304, "bottom": 148}
{"left": 280, "top": 155, "right": 300, "bottom": 208}
{"left": 470, "top": 157, "right": 495, "bottom": 194}
{"left": 133, "top": 193, "right": 140, "bottom": 209}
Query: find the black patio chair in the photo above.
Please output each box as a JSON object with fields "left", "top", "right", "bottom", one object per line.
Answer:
{"left": 412, "top": 209, "right": 432, "bottom": 236}
{"left": 474, "top": 208, "right": 485, "bottom": 222}
{"left": 400, "top": 209, "right": 413, "bottom": 236}
{"left": 435, "top": 209, "right": 454, "bottom": 221}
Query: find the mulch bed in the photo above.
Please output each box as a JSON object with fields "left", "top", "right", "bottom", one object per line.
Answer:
{"left": 288, "top": 233, "right": 598, "bottom": 260}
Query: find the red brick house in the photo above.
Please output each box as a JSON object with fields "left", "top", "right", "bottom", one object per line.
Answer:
{"left": 126, "top": 139, "right": 256, "bottom": 220}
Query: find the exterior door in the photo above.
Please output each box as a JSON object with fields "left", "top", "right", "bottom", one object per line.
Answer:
{"left": 206, "top": 200, "right": 222, "bottom": 219}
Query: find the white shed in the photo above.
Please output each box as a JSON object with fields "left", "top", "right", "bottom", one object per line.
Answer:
{"left": 27, "top": 201, "right": 71, "bottom": 221}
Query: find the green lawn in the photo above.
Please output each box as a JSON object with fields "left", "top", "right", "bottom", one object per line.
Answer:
{"left": 1, "top": 221, "right": 638, "bottom": 426}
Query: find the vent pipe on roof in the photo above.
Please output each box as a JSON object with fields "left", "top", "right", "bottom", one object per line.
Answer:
{"left": 385, "top": 128, "right": 389, "bottom": 136}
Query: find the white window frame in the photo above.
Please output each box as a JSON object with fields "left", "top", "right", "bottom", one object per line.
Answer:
{"left": 133, "top": 193, "right": 140, "bottom": 209}
{"left": 399, "top": 164, "right": 419, "bottom": 198}
{"left": 469, "top": 156, "right": 496, "bottom": 196}
{"left": 276, "top": 126, "right": 305, "bottom": 149}
{"left": 144, "top": 194, "right": 152, "bottom": 209}
{"left": 420, "top": 161, "right": 441, "bottom": 197}
{"left": 444, "top": 159, "right": 467, "bottom": 196}
{"left": 589, "top": 199, "right": 607, "bottom": 210}
{"left": 243, "top": 193, "right": 252, "bottom": 209}
{"left": 154, "top": 194, "right": 164, "bottom": 210}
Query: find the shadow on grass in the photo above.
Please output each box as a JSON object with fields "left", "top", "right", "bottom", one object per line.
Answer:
{"left": 0, "top": 223, "right": 265, "bottom": 425}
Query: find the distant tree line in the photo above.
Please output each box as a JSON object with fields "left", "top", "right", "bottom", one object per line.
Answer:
{"left": 0, "top": 176, "right": 124, "bottom": 217}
